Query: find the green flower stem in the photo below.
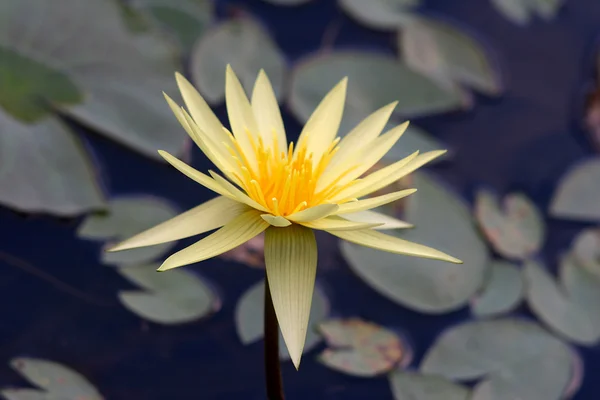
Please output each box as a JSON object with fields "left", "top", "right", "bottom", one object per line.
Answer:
{"left": 264, "top": 276, "right": 285, "bottom": 400}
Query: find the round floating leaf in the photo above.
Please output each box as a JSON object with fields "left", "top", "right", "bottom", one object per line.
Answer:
{"left": 421, "top": 319, "right": 574, "bottom": 400}
{"left": 342, "top": 172, "right": 489, "bottom": 313}
{"left": 6, "top": 357, "right": 103, "bottom": 400}
{"left": 470, "top": 260, "right": 523, "bottom": 317}
{"left": 475, "top": 190, "right": 545, "bottom": 260}
{"left": 0, "top": 112, "right": 105, "bottom": 215}
{"left": 289, "top": 51, "right": 468, "bottom": 137}
{"left": 524, "top": 260, "right": 600, "bottom": 345}
{"left": 389, "top": 371, "right": 470, "bottom": 400}
{"left": 338, "top": 0, "right": 419, "bottom": 31}
{"left": 234, "top": 279, "right": 329, "bottom": 360}
{"left": 77, "top": 195, "right": 179, "bottom": 266}
{"left": 116, "top": 263, "right": 218, "bottom": 324}
{"left": 130, "top": 0, "right": 213, "bottom": 51}
{"left": 1, "top": 389, "right": 47, "bottom": 400}
{"left": 550, "top": 158, "right": 600, "bottom": 222}
{"left": 572, "top": 228, "right": 600, "bottom": 277}
{"left": 559, "top": 254, "right": 600, "bottom": 322}
{"left": 191, "top": 18, "right": 286, "bottom": 104}
{"left": 399, "top": 16, "right": 501, "bottom": 96}
{"left": 318, "top": 318, "right": 404, "bottom": 377}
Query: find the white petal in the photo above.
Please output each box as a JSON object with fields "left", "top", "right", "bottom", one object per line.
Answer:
{"left": 342, "top": 210, "right": 413, "bottom": 230}
{"left": 300, "top": 216, "right": 382, "bottom": 231}
{"left": 108, "top": 196, "right": 248, "bottom": 251}
{"left": 208, "top": 171, "right": 267, "bottom": 212}
{"left": 158, "top": 210, "right": 269, "bottom": 271}
{"left": 288, "top": 204, "right": 339, "bottom": 222}
{"left": 261, "top": 214, "right": 292, "bottom": 227}
{"left": 330, "top": 229, "right": 462, "bottom": 263}
{"left": 251, "top": 70, "right": 287, "bottom": 154}
{"left": 264, "top": 224, "right": 318, "bottom": 369}
{"left": 335, "top": 189, "right": 417, "bottom": 214}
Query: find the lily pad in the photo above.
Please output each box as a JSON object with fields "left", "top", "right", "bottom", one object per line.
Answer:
{"left": 524, "top": 260, "right": 600, "bottom": 345}
{"left": 0, "top": 113, "right": 105, "bottom": 215}
{"left": 341, "top": 172, "right": 489, "bottom": 313}
{"left": 389, "top": 371, "right": 470, "bottom": 400}
{"left": 399, "top": 16, "right": 501, "bottom": 96}
{"left": 559, "top": 254, "right": 600, "bottom": 323}
{"left": 572, "top": 228, "right": 600, "bottom": 277}
{"left": 317, "top": 318, "right": 404, "bottom": 377}
{"left": 129, "top": 0, "right": 213, "bottom": 51}
{"left": 77, "top": 196, "right": 179, "bottom": 266}
{"left": 470, "top": 260, "right": 523, "bottom": 317}
{"left": 116, "top": 263, "right": 218, "bottom": 324}
{"left": 2, "top": 357, "right": 103, "bottom": 400}
{"left": 549, "top": 158, "right": 600, "bottom": 222}
{"left": 338, "top": 0, "right": 420, "bottom": 31}
{"left": 490, "top": 0, "right": 566, "bottom": 25}
{"left": 234, "top": 279, "right": 329, "bottom": 360}
{"left": 288, "top": 51, "right": 468, "bottom": 137}
{"left": 191, "top": 18, "right": 286, "bottom": 104}
{"left": 475, "top": 190, "right": 545, "bottom": 260}
{"left": 421, "top": 319, "right": 574, "bottom": 400}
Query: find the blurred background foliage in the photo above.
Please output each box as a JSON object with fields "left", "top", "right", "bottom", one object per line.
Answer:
{"left": 1, "top": 0, "right": 600, "bottom": 399}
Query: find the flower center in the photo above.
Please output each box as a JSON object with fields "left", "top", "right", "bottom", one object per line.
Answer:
{"left": 226, "top": 132, "right": 354, "bottom": 216}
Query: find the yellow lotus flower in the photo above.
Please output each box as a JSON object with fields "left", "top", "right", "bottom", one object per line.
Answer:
{"left": 108, "top": 66, "right": 462, "bottom": 368}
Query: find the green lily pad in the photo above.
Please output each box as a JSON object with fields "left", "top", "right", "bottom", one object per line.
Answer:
{"left": 317, "top": 318, "right": 405, "bottom": 377}
{"left": 475, "top": 190, "right": 545, "bottom": 260}
{"left": 341, "top": 172, "right": 489, "bottom": 313}
{"left": 116, "top": 263, "right": 218, "bottom": 324}
{"left": 490, "top": 0, "right": 566, "bottom": 25}
{"left": 572, "top": 228, "right": 600, "bottom": 277}
{"left": 288, "top": 51, "right": 468, "bottom": 137}
{"left": 234, "top": 279, "right": 329, "bottom": 360}
{"left": 77, "top": 196, "right": 179, "bottom": 266}
{"left": 524, "top": 260, "right": 600, "bottom": 345}
{"left": 470, "top": 260, "right": 523, "bottom": 317}
{"left": 399, "top": 16, "right": 501, "bottom": 96}
{"left": 2, "top": 357, "right": 103, "bottom": 400}
{"left": 559, "top": 254, "right": 600, "bottom": 322}
{"left": 191, "top": 18, "right": 287, "bottom": 104}
{"left": 0, "top": 47, "right": 83, "bottom": 123}
{"left": 389, "top": 371, "right": 470, "bottom": 400}
{"left": 421, "top": 319, "right": 574, "bottom": 400}
{"left": 0, "top": 112, "right": 105, "bottom": 215}
{"left": 337, "top": 0, "right": 420, "bottom": 31}
{"left": 130, "top": 0, "right": 213, "bottom": 51}
{"left": 549, "top": 158, "right": 600, "bottom": 222}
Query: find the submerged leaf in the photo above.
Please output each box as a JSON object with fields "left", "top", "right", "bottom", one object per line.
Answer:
{"left": 338, "top": 0, "right": 420, "bottom": 30}
{"left": 117, "top": 263, "right": 218, "bottom": 324}
{"left": 475, "top": 190, "right": 545, "bottom": 260}
{"left": 289, "top": 51, "right": 468, "bottom": 137}
{"left": 389, "top": 371, "right": 470, "bottom": 400}
{"left": 191, "top": 18, "right": 286, "bottom": 104}
{"left": 550, "top": 158, "right": 600, "bottom": 222}
{"left": 77, "top": 196, "right": 179, "bottom": 266}
{"left": 471, "top": 260, "right": 523, "bottom": 317}
{"left": 318, "top": 318, "right": 405, "bottom": 377}
{"left": 524, "top": 260, "right": 600, "bottom": 345}
{"left": 6, "top": 357, "right": 103, "bottom": 400}
{"left": 400, "top": 17, "right": 501, "bottom": 96}
{"left": 421, "top": 319, "right": 574, "bottom": 400}
{"left": 234, "top": 279, "right": 329, "bottom": 360}
{"left": 342, "top": 172, "right": 489, "bottom": 313}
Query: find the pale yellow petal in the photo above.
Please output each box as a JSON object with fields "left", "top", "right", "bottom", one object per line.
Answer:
{"left": 175, "top": 72, "right": 229, "bottom": 144}
{"left": 251, "top": 70, "right": 287, "bottom": 154}
{"left": 225, "top": 65, "right": 259, "bottom": 168}
{"left": 335, "top": 189, "right": 417, "bottom": 214}
{"left": 158, "top": 150, "right": 234, "bottom": 199}
{"left": 287, "top": 204, "right": 339, "bottom": 222}
{"left": 330, "top": 229, "right": 462, "bottom": 263}
{"left": 208, "top": 171, "right": 267, "bottom": 212}
{"left": 300, "top": 216, "right": 382, "bottom": 231}
{"left": 341, "top": 210, "right": 413, "bottom": 230}
{"left": 264, "top": 224, "right": 318, "bottom": 369}
{"left": 108, "top": 197, "right": 248, "bottom": 252}
{"left": 261, "top": 214, "right": 291, "bottom": 227}
{"left": 158, "top": 210, "right": 269, "bottom": 271}
{"left": 295, "top": 78, "right": 347, "bottom": 164}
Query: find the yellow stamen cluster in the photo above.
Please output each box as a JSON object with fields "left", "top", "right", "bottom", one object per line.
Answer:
{"left": 226, "top": 130, "right": 355, "bottom": 216}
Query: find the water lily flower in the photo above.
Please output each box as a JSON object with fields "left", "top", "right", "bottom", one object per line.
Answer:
{"left": 108, "top": 66, "right": 462, "bottom": 369}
